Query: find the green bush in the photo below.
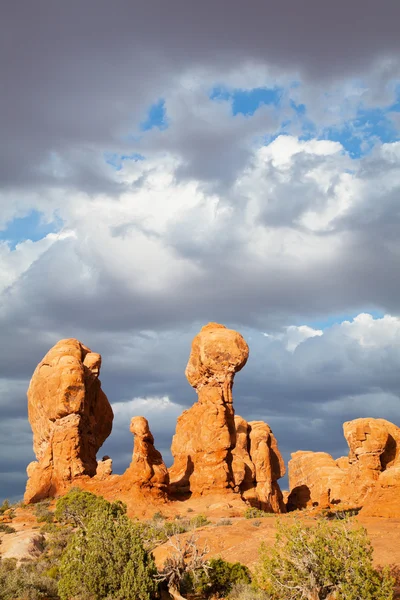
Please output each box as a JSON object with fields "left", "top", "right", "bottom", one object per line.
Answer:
{"left": 34, "top": 500, "right": 54, "bottom": 524}
{"left": 0, "top": 524, "right": 16, "bottom": 534}
{"left": 0, "top": 557, "right": 59, "bottom": 600}
{"left": 244, "top": 507, "right": 269, "bottom": 519}
{"left": 0, "top": 500, "right": 10, "bottom": 515}
{"left": 189, "top": 513, "right": 210, "bottom": 528}
{"left": 255, "top": 517, "right": 394, "bottom": 600}
{"left": 227, "top": 582, "right": 269, "bottom": 600}
{"left": 55, "top": 488, "right": 126, "bottom": 527}
{"left": 57, "top": 491, "right": 157, "bottom": 600}
{"left": 188, "top": 557, "right": 251, "bottom": 598}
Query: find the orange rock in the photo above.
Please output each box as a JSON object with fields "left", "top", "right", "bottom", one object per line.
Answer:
{"left": 25, "top": 339, "right": 113, "bottom": 502}
{"left": 247, "top": 421, "right": 286, "bottom": 512}
{"left": 288, "top": 418, "right": 400, "bottom": 514}
{"left": 169, "top": 323, "right": 248, "bottom": 496}
{"left": 121, "top": 416, "right": 169, "bottom": 492}
{"left": 288, "top": 451, "right": 345, "bottom": 510}
{"left": 169, "top": 323, "right": 286, "bottom": 512}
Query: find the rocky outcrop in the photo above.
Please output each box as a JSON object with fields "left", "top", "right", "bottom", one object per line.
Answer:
{"left": 24, "top": 339, "right": 169, "bottom": 505}
{"left": 25, "top": 339, "right": 114, "bottom": 503}
{"left": 232, "top": 418, "right": 285, "bottom": 511}
{"left": 169, "top": 323, "right": 249, "bottom": 495}
{"left": 287, "top": 418, "right": 400, "bottom": 514}
{"left": 169, "top": 323, "right": 286, "bottom": 512}
{"left": 121, "top": 416, "right": 169, "bottom": 492}
{"left": 288, "top": 451, "right": 345, "bottom": 509}
{"left": 25, "top": 327, "right": 286, "bottom": 513}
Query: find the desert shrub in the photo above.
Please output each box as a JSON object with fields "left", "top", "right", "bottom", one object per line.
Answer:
{"left": 0, "top": 557, "right": 59, "bottom": 600}
{"left": 227, "top": 582, "right": 269, "bottom": 600}
{"left": 320, "top": 507, "right": 361, "bottom": 520}
{"left": 0, "top": 524, "right": 16, "bottom": 534}
{"left": 217, "top": 517, "right": 233, "bottom": 526}
{"left": 55, "top": 488, "right": 126, "bottom": 527}
{"left": 252, "top": 519, "right": 262, "bottom": 528}
{"left": 244, "top": 507, "right": 268, "bottom": 519}
{"left": 34, "top": 500, "right": 54, "bottom": 524}
{"left": 189, "top": 557, "right": 251, "bottom": 598}
{"left": 136, "top": 512, "right": 211, "bottom": 550}
{"left": 58, "top": 498, "right": 157, "bottom": 600}
{"left": 189, "top": 513, "right": 210, "bottom": 528}
{"left": 152, "top": 510, "right": 166, "bottom": 521}
{"left": 0, "top": 500, "right": 10, "bottom": 515}
{"left": 255, "top": 517, "right": 394, "bottom": 600}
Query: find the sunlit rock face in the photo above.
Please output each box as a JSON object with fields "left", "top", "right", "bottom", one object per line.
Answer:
{"left": 288, "top": 418, "right": 400, "bottom": 517}
{"left": 25, "top": 339, "right": 113, "bottom": 503}
{"left": 169, "top": 322, "right": 286, "bottom": 512}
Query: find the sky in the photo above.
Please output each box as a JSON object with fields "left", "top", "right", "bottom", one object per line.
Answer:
{"left": 1, "top": 0, "right": 400, "bottom": 501}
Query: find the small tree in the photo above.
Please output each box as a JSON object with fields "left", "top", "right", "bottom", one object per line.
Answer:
{"left": 255, "top": 517, "right": 394, "bottom": 600}
{"left": 157, "top": 533, "right": 210, "bottom": 600}
{"left": 191, "top": 557, "right": 251, "bottom": 598}
{"left": 57, "top": 491, "right": 157, "bottom": 600}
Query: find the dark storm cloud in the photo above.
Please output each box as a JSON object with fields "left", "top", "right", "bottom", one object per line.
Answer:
{"left": 1, "top": 0, "right": 400, "bottom": 194}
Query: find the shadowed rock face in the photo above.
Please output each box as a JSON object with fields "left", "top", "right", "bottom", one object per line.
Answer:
{"left": 169, "top": 323, "right": 286, "bottom": 512}
{"left": 288, "top": 418, "right": 400, "bottom": 516}
{"left": 25, "top": 339, "right": 114, "bottom": 503}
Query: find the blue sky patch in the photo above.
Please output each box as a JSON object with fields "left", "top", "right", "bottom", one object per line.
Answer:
{"left": 140, "top": 99, "right": 168, "bottom": 131}
{"left": 210, "top": 86, "right": 282, "bottom": 116}
{"left": 321, "top": 107, "right": 399, "bottom": 158}
{"left": 104, "top": 152, "right": 145, "bottom": 171}
{"left": 0, "top": 210, "right": 61, "bottom": 251}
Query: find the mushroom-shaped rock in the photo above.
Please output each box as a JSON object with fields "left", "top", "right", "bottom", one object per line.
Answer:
{"left": 169, "top": 323, "right": 248, "bottom": 496}
{"left": 169, "top": 323, "right": 285, "bottom": 511}
{"left": 122, "top": 417, "right": 169, "bottom": 492}
{"left": 185, "top": 322, "right": 249, "bottom": 403}
{"left": 24, "top": 339, "right": 113, "bottom": 503}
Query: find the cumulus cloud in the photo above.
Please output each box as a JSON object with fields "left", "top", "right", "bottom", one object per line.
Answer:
{"left": 1, "top": 1, "right": 400, "bottom": 501}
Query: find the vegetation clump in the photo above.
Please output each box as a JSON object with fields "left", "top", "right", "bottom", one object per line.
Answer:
{"left": 244, "top": 507, "right": 269, "bottom": 519}
{"left": 188, "top": 557, "right": 251, "bottom": 598}
{"left": 255, "top": 517, "right": 394, "bottom": 600}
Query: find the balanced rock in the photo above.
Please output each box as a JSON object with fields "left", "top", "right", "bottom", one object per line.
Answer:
{"left": 169, "top": 323, "right": 286, "bottom": 512}
{"left": 122, "top": 416, "right": 169, "bottom": 492}
{"left": 169, "top": 323, "right": 248, "bottom": 495}
{"left": 25, "top": 339, "right": 114, "bottom": 502}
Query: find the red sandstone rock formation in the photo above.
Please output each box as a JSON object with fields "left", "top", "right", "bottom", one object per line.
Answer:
{"left": 288, "top": 418, "right": 400, "bottom": 515}
{"left": 121, "top": 416, "right": 169, "bottom": 492}
{"left": 169, "top": 323, "right": 286, "bottom": 512}
{"left": 25, "top": 339, "right": 114, "bottom": 503}
{"left": 25, "top": 327, "right": 286, "bottom": 513}
{"left": 288, "top": 451, "right": 345, "bottom": 509}
{"left": 24, "top": 339, "right": 168, "bottom": 505}
{"left": 169, "top": 323, "right": 249, "bottom": 495}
